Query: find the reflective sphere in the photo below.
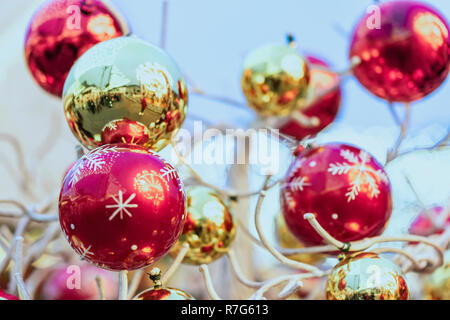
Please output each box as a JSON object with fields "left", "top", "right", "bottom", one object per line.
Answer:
{"left": 280, "top": 55, "right": 341, "bottom": 141}
{"left": 59, "top": 144, "right": 186, "bottom": 271}
{"left": 274, "top": 213, "right": 324, "bottom": 264}
{"left": 424, "top": 251, "right": 450, "bottom": 300}
{"left": 40, "top": 263, "right": 118, "bottom": 300}
{"left": 134, "top": 287, "right": 195, "bottom": 300}
{"left": 169, "top": 186, "right": 236, "bottom": 264}
{"left": 241, "top": 43, "right": 310, "bottom": 116}
{"left": 326, "top": 252, "right": 410, "bottom": 300}
{"left": 349, "top": 1, "right": 450, "bottom": 102}
{"left": 25, "top": 0, "right": 129, "bottom": 97}
{"left": 281, "top": 143, "right": 392, "bottom": 246}
{"left": 63, "top": 36, "right": 188, "bottom": 151}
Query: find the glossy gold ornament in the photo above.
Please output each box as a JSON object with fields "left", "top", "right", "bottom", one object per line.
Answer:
{"left": 134, "top": 268, "right": 195, "bottom": 300}
{"left": 274, "top": 213, "right": 324, "bottom": 264}
{"left": 424, "top": 251, "right": 450, "bottom": 300}
{"left": 241, "top": 43, "right": 310, "bottom": 117}
{"left": 326, "top": 252, "right": 410, "bottom": 300}
{"left": 63, "top": 36, "right": 188, "bottom": 151}
{"left": 169, "top": 186, "right": 236, "bottom": 265}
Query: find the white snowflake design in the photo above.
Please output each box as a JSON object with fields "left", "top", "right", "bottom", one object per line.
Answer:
{"left": 106, "top": 190, "right": 138, "bottom": 221}
{"left": 160, "top": 163, "right": 178, "bottom": 180}
{"left": 75, "top": 243, "right": 94, "bottom": 260}
{"left": 69, "top": 145, "right": 123, "bottom": 186}
{"left": 283, "top": 191, "right": 296, "bottom": 211}
{"left": 285, "top": 176, "right": 311, "bottom": 192}
{"left": 328, "top": 149, "right": 389, "bottom": 202}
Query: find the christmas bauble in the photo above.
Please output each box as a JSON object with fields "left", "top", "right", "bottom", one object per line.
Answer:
{"left": 40, "top": 263, "right": 118, "bottom": 300}
{"left": 169, "top": 186, "right": 236, "bottom": 264}
{"left": 281, "top": 143, "right": 392, "bottom": 246}
{"left": 59, "top": 144, "right": 186, "bottom": 270}
{"left": 424, "top": 250, "right": 450, "bottom": 300}
{"left": 63, "top": 36, "right": 188, "bottom": 152}
{"left": 349, "top": 1, "right": 450, "bottom": 102}
{"left": 409, "top": 205, "right": 450, "bottom": 237}
{"left": 134, "top": 287, "right": 195, "bottom": 300}
{"left": 24, "top": 0, "right": 129, "bottom": 97}
{"left": 326, "top": 252, "right": 409, "bottom": 300}
{"left": 241, "top": 43, "right": 310, "bottom": 116}
{"left": 0, "top": 289, "right": 19, "bottom": 300}
{"left": 280, "top": 55, "right": 341, "bottom": 141}
{"left": 274, "top": 213, "right": 324, "bottom": 264}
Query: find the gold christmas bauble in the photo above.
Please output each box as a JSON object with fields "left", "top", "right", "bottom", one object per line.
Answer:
{"left": 169, "top": 186, "right": 236, "bottom": 265}
{"left": 63, "top": 36, "right": 188, "bottom": 151}
{"left": 326, "top": 252, "right": 410, "bottom": 300}
{"left": 133, "top": 287, "right": 195, "bottom": 300}
{"left": 424, "top": 251, "right": 450, "bottom": 300}
{"left": 241, "top": 43, "right": 310, "bottom": 117}
{"left": 275, "top": 213, "right": 324, "bottom": 264}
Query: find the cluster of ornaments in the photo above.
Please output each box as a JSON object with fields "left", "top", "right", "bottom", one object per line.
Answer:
{"left": 14, "top": 0, "right": 449, "bottom": 301}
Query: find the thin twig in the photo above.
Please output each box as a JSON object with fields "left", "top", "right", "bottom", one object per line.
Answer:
{"left": 0, "top": 217, "right": 30, "bottom": 274}
{"left": 386, "top": 102, "right": 411, "bottom": 163}
{"left": 95, "top": 275, "right": 105, "bottom": 300}
{"left": 127, "top": 269, "right": 145, "bottom": 300}
{"left": 254, "top": 176, "right": 323, "bottom": 274}
{"left": 161, "top": 243, "right": 189, "bottom": 283}
{"left": 118, "top": 270, "right": 128, "bottom": 300}
{"left": 160, "top": 0, "right": 168, "bottom": 49}
{"left": 199, "top": 264, "right": 221, "bottom": 300}
{"left": 14, "top": 236, "right": 31, "bottom": 300}
{"left": 227, "top": 250, "right": 263, "bottom": 288}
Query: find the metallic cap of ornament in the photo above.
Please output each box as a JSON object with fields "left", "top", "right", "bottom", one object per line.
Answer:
{"left": 241, "top": 43, "right": 310, "bottom": 117}
{"left": 169, "top": 186, "right": 236, "bottom": 265}
{"left": 133, "top": 267, "right": 195, "bottom": 300}
{"left": 326, "top": 252, "right": 410, "bottom": 300}
{"left": 63, "top": 36, "right": 188, "bottom": 152}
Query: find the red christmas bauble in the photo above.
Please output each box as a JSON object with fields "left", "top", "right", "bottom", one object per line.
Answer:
{"left": 280, "top": 55, "right": 341, "bottom": 141}
{"left": 40, "top": 263, "right": 118, "bottom": 300}
{"left": 24, "top": 0, "right": 129, "bottom": 97}
{"left": 101, "top": 118, "right": 151, "bottom": 146}
{"left": 349, "top": 1, "right": 450, "bottom": 102}
{"left": 409, "top": 206, "right": 450, "bottom": 237}
{"left": 59, "top": 144, "right": 186, "bottom": 271}
{"left": 281, "top": 143, "right": 392, "bottom": 246}
{"left": 0, "top": 289, "right": 19, "bottom": 300}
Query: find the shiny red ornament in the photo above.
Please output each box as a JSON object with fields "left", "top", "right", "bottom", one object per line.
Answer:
{"left": 280, "top": 55, "right": 341, "bottom": 141}
{"left": 101, "top": 118, "right": 151, "bottom": 146}
{"left": 59, "top": 144, "right": 186, "bottom": 271}
{"left": 349, "top": 1, "right": 450, "bottom": 102}
{"left": 409, "top": 205, "right": 450, "bottom": 237}
{"left": 40, "top": 263, "right": 118, "bottom": 300}
{"left": 24, "top": 0, "right": 129, "bottom": 97}
{"left": 0, "top": 289, "right": 19, "bottom": 300}
{"left": 281, "top": 143, "right": 392, "bottom": 246}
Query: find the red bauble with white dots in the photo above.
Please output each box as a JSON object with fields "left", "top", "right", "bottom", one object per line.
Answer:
{"left": 409, "top": 206, "right": 450, "bottom": 237}
{"left": 59, "top": 144, "right": 186, "bottom": 271}
{"left": 281, "top": 143, "right": 392, "bottom": 246}
{"left": 280, "top": 55, "right": 341, "bottom": 141}
{"left": 24, "top": 0, "right": 129, "bottom": 97}
{"left": 349, "top": 1, "right": 450, "bottom": 102}
{"left": 40, "top": 263, "right": 118, "bottom": 300}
